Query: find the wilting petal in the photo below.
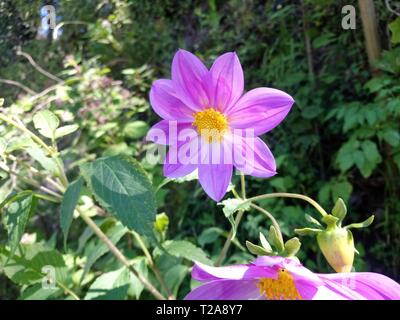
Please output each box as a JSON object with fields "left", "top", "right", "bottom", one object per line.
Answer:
{"left": 319, "top": 272, "right": 400, "bottom": 300}
{"left": 207, "top": 52, "right": 244, "bottom": 112}
{"left": 171, "top": 49, "right": 209, "bottom": 111}
{"left": 163, "top": 136, "right": 199, "bottom": 178}
{"left": 185, "top": 279, "right": 263, "bottom": 300}
{"left": 149, "top": 79, "right": 194, "bottom": 121}
{"left": 233, "top": 136, "right": 276, "bottom": 178}
{"left": 192, "top": 261, "right": 277, "bottom": 282}
{"left": 228, "top": 87, "right": 294, "bottom": 135}
{"left": 146, "top": 120, "right": 193, "bottom": 145}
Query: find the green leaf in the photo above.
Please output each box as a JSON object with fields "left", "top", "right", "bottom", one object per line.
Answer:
{"left": 331, "top": 180, "right": 353, "bottom": 204}
{"left": 331, "top": 198, "right": 347, "bottom": 224}
{"left": 246, "top": 241, "right": 272, "bottom": 256}
{"left": 54, "top": 124, "right": 79, "bottom": 139}
{"left": 382, "top": 129, "right": 400, "bottom": 147}
{"left": 345, "top": 215, "right": 374, "bottom": 229}
{"left": 18, "top": 283, "right": 60, "bottom": 300}
{"left": 159, "top": 240, "right": 212, "bottom": 265}
{"left": 26, "top": 147, "right": 58, "bottom": 174}
{"left": 32, "top": 110, "right": 60, "bottom": 139}
{"left": 268, "top": 226, "right": 284, "bottom": 252}
{"left": 84, "top": 268, "right": 130, "bottom": 300}
{"left": 389, "top": 17, "right": 400, "bottom": 44}
{"left": 163, "top": 264, "right": 189, "bottom": 297}
{"left": 218, "top": 198, "right": 250, "bottom": 240}
{"left": 123, "top": 121, "right": 149, "bottom": 139}
{"left": 81, "top": 222, "right": 128, "bottom": 281}
{"left": 1, "top": 191, "right": 37, "bottom": 257}
{"left": 284, "top": 237, "right": 301, "bottom": 257}
{"left": 0, "top": 98, "right": 4, "bottom": 106}
{"left": 218, "top": 198, "right": 250, "bottom": 217}
{"left": 198, "top": 227, "right": 224, "bottom": 247}
{"left": 302, "top": 106, "right": 323, "bottom": 119}
{"left": 359, "top": 140, "right": 382, "bottom": 178}
{"left": 60, "top": 177, "right": 83, "bottom": 246}
{"left": 80, "top": 156, "right": 157, "bottom": 238}
{"left": 312, "top": 32, "right": 335, "bottom": 48}
{"left": 294, "top": 228, "right": 322, "bottom": 236}
{"left": 0, "top": 244, "right": 68, "bottom": 287}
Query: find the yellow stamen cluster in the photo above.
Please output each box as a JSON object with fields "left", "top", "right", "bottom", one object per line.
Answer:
{"left": 257, "top": 268, "right": 303, "bottom": 300}
{"left": 192, "top": 108, "right": 228, "bottom": 143}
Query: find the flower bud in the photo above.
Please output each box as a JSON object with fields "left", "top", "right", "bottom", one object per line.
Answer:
{"left": 317, "top": 226, "right": 354, "bottom": 273}
{"left": 294, "top": 197, "right": 374, "bottom": 273}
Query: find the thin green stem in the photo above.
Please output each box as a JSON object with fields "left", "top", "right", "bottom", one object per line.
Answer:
{"left": 132, "top": 231, "right": 175, "bottom": 300}
{"left": 248, "top": 193, "right": 328, "bottom": 216}
{"left": 0, "top": 113, "right": 54, "bottom": 156}
{"left": 0, "top": 163, "right": 63, "bottom": 199}
{"left": 57, "top": 281, "right": 80, "bottom": 300}
{"left": 240, "top": 173, "right": 246, "bottom": 199}
{"left": 78, "top": 208, "right": 166, "bottom": 300}
{"left": 215, "top": 210, "right": 245, "bottom": 267}
{"left": 250, "top": 203, "right": 284, "bottom": 244}
{"left": 34, "top": 193, "right": 61, "bottom": 203}
{"left": 215, "top": 174, "right": 248, "bottom": 266}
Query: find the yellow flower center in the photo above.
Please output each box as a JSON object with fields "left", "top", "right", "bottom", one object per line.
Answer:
{"left": 192, "top": 108, "right": 228, "bottom": 143}
{"left": 257, "top": 268, "right": 303, "bottom": 300}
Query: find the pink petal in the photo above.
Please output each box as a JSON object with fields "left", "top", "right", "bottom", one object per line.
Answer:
{"left": 163, "top": 136, "right": 199, "bottom": 178}
{"left": 252, "top": 256, "right": 286, "bottom": 267}
{"left": 149, "top": 79, "right": 194, "bottom": 121}
{"left": 227, "top": 87, "right": 294, "bottom": 135}
{"left": 192, "top": 261, "right": 277, "bottom": 282}
{"left": 185, "top": 279, "right": 263, "bottom": 300}
{"left": 206, "top": 52, "right": 244, "bottom": 112}
{"left": 146, "top": 120, "right": 193, "bottom": 145}
{"left": 198, "top": 162, "right": 232, "bottom": 201}
{"left": 233, "top": 136, "right": 276, "bottom": 177}
{"left": 319, "top": 272, "right": 400, "bottom": 300}
{"left": 171, "top": 49, "right": 209, "bottom": 111}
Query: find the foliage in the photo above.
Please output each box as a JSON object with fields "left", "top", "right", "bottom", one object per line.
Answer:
{"left": 0, "top": 0, "right": 399, "bottom": 300}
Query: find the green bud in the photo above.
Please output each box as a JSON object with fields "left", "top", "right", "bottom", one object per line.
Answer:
{"left": 317, "top": 226, "right": 354, "bottom": 273}
{"left": 295, "top": 197, "right": 374, "bottom": 273}
{"left": 154, "top": 212, "right": 169, "bottom": 234}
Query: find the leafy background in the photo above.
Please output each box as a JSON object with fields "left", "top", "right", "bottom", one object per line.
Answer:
{"left": 0, "top": 0, "right": 399, "bottom": 299}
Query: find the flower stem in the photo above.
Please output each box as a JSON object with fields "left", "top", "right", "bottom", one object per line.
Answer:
{"left": 132, "top": 231, "right": 175, "bottom": 300}
{"left": 78, "top": 208, "right": 166, "bottom": 300}
{"left": 250, "top": 203, "right": 284, "bottom": 244}
{"left": 215, "top": 173, "right": 247, "bottom": 266}
{"left": 248, "top": 193, "right": 328, "bottom": 216}
{"left": 215, "top": 210, "right": 245, "bottom": 267}
{"left": 240, "top": 173, "right": 246, "bottom": 199}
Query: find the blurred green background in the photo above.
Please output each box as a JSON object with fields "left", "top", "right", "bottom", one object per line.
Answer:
{"left": 0, "top": 0, "right": 399, "bottom": 299}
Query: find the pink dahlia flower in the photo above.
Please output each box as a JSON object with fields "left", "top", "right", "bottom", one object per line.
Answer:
{"left": 147, "top": 49, "right": 294, "bottom": 201}
{"left": 185, "top": 256, "right": 400, "bottom": 300}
